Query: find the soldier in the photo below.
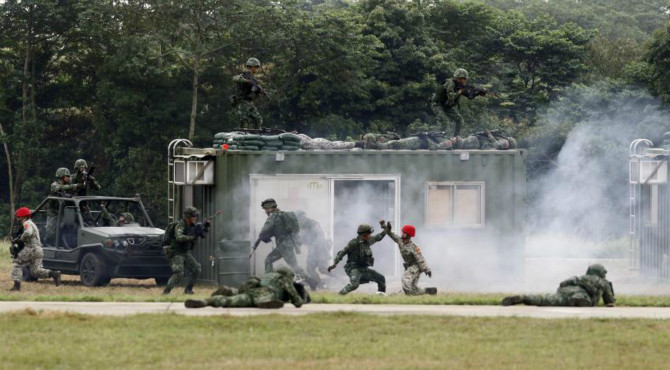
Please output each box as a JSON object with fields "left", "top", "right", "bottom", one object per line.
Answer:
{"left": 382, "top": 222, "right": 436, "bottom": 295}
{"left": 185, "top": 267, "right": 310, "bottom": 309}
{"left": 231, "top": 57, "right": 265, "bottom": 129}
{"left": 162, "top": 206, "right": 202, "bottom": 295}
{"left": 71, "top": 159, "right": 101, "bottom": 196}
{"left": 254, "top": 199, "right": 316, "bottom": 288}
{"left": 46, "top": 167, "right": 82, "bottom": 245}
{"left": 294, "top": 210, "right": 331, "bottom": 289}
{"left": 10, "top": 207, "right": 61, "bottom": 291}
{"left": 327, "top": 221, "right": 388, "bottom": 295}
{"left": 502, "top": 264, "right": 616, "bottom": 307}
{"left": 101, "top": 208, "right": 135, "bottom": 227}
{"left": 431, "top": 68, "right": 488, "bottom": 137}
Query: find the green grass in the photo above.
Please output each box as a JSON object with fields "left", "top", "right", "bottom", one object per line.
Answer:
{"left": 2, "top": 311, "right": 670, "bottom": 369}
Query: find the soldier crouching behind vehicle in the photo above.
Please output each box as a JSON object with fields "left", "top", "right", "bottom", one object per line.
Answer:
{"left": 328, "top": 221, "right": 388, "bottom": 295}
{"left": 382, "top": 221, "right": 436, "bottom": 295}
{"left": 185, "top": 267, "right": 310, "bottom": 309}
{"left": 10, "top": 207, "right": 61, "bottom": 291}
{"left": 502, "top": 264, "right": 615, "bottom": 307}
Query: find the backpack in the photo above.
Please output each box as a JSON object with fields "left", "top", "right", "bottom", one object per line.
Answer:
{"left": 282, "top": 211, "right": 300, "bottom": 235}
{"left": 162, "top": 221, "right": 179, "bottom": 246}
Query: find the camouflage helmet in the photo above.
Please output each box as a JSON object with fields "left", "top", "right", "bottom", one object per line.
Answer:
{"left": 275, "top": 266, "right": 295, "bottom": 280}
{"left": 120, "top": 212, "right": 135, "bottom": 223}
{"left": 586, "top": 264, "right": 607, "bottom": 279}
{"left": 357, "top": 224, "right": 374, "bottom": 235}
{"left": 74, "top": 159, "right": 87, "bottom": 170}
{"left": 55, "top": 167, "right": 71, "bottom": 178}
{"left": 183, "top": 206, "right": 199, "bottom": 218}
{"left": 453, "top": 68, "right": 469, "bottom": 79}
{"left": 246, "top": 57, "right": 261, "bottom": 67}
{"left": 261, "top": 198, "right": 278, "bottom": 209}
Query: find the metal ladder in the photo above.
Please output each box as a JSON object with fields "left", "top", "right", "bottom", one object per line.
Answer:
{"left": 167, "top": 139, "right": 193, "bottom": 224}
{"left": 629, "top": 139, "right": 653, "bottom": 271}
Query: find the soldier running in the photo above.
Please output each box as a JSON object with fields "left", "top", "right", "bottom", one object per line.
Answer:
{"left": 502, "top": 264, "right": 616, "bottom": 307}
{"left": 163, "top": 206, "right": 202, "bottom": 295}
{"left": 382, "top": 222, "right": 436, "bottom": 295}
{"left": 10, "top": 207, "right": 61, "bottom": 291}
{"left": 328, "top": 220, "right": 388, "bottom": 295}
{"left": 185, "top": 267, "right": 309, "bottom": 309}
{"left": 431, "top": 68, "right": 488, "bottom": 137}
{"left": 294, "top": 210, "right": 331, "bottom": 290}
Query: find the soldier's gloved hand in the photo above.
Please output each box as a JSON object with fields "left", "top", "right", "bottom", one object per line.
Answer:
{"left": 386, "top": 221, "right": 392, "bottom": 231}
{"left": 379, "top": 219, "right": 385, "bottom": 228}
{"left": 327, "top": 265, "right": 336, "bottom": 273}
{"left": 425, "top": 270, "right": 432, "bottom": 278}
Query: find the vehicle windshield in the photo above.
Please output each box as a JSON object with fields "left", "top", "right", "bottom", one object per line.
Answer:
{"left": 78, "top": 200, "right": 151, "bottom": 227}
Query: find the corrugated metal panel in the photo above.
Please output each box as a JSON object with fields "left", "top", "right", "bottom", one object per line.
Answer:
{"left": 640, "top": 184, "right": 670, "bottom": 278}
{"left": 192, "top": 185, "right": 218, "bottom": 283}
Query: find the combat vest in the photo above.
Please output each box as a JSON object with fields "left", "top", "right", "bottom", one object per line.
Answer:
{"left": 168, "top": 220, "right": 196, "bottom": 254}
{"left": 344, "top": 237, "right": 375, "bottom": 268}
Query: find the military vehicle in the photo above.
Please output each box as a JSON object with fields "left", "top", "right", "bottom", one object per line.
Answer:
{"left": 28, "top": 195, "right": 170, "bottom": 286}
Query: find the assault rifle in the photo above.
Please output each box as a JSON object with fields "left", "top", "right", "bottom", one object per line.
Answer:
{"left": 470, "top": 129, "right": 507, "bottom": 139}
{"left": 82, "top": 164, "right": 96, "bottom": 195}
{"left": 456, "top": 83, "right": 500, "bottom": 99}
{"left": 249, "top": 237, "right": 271, "bottom": 259}
{"left": 188, "top": 210, "right": 222, "bottom": 239}
{"left": 242, "top": 71, "right": 270, "bottom": 100}
{"left": 9, "top": 222, "right": 24, "bottom": 259}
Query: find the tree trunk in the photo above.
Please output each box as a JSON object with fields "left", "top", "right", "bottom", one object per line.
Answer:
{"left": 0, "top": 123, "right": 15, "bottom": 235}
{"left": 188, "top": 56, "right": 199, "bottom": 140}
{"left": 22, "top": 44, "right": 30, "bottom": 124}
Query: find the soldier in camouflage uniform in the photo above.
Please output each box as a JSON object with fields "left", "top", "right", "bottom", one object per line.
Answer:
{"left": 328, "top": 221, "right": 388, "bottom": 295}
{"left": 10, "top": 207, "right": 61, "bottom": 291}
{"left": 382, "top": 222, "right": 436, "bottom": 295}
{"left": 256, "top": 199, "right": 316, "bottom": 289}
{"left": 101, "top": 207, "right": 135, "bottom": 227}
{"left": 163, "top": 206, "right": 202, "bottom": 295}
{"left": 294, "top": 210, "right": 331, "bottom": 289}
{"left": 431, "top": 68, "right": 487, "bottom": 137}
{"left": 231, "top": 57, "right": 264, "bottom": 129}
{"left": 502, "top": 264, "right": 616, "bottom": 307}
{"left": 185, "top": 267, "right": 310, "bottom": 309}
{"left": 46, "top": 167, "right": 82, "bottom": 245}
{"left": 72, "top": 159, "right": 101, "bottom": 196}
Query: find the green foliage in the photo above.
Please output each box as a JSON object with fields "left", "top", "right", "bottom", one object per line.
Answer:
{"left": 643, "top": 24, "right": 670, "bottom": 103}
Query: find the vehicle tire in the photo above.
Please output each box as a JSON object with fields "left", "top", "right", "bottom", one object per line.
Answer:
{"left": 22, "top": 266, "right": 38, "bottom": 282}
{"left": 154, "top": 277, "right": 169, "bottom": 286}
{"left": 79, "top": 253, "right": 109, "bottom": 287}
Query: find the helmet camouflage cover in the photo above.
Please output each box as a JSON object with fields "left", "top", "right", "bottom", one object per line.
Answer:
{"left": 246, "top": 57, "right": 261, "bottom": 67}
{"left": 453, "top": 68, "right": 469, "bottom": 79}
{"left": 74, "top": 159, "right": 87, "bottom": 169}
{"left": 120, "top": 212, "right": 135, "bottom": 223}
{"left": 183, "top": 206, "right": 199, "bottom": 218}
{"left": 56, "top": 167, "right": 71, "bottom": 178}
{"left": 357, "top": 224, "right": 374, "bottom": 235}
{"left": 586, "top": 264, "right": 607, "bottom": 279}
{"left": 261, "top": 198, "right": 278, "bottom": 209}
{"left": 275, "top": 266, "right": 295, "bottom": 280}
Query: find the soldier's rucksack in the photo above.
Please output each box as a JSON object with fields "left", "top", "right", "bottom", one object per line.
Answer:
{"left": 281, "top": 211, "right": 300, "bottom": 235}
{"left": 162, "top": 221, "right": 178, "bottom": 246}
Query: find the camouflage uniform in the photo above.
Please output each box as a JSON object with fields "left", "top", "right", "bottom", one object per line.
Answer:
{"left": 386, "top": 228, "right": 431, "bottom": 295}
{"left": 502, "top": 264, "right": 616, "bottom": 307}
{"left": 231, "top": 58, "right": 263, "bottom": 129}
{"left": 164, "top": 220, "right": 201, "bottom": 293}
{"left": 47, "top": 169, "right": 80, "bottom": 245}
{"left": 72, "top": 171, "right": 101, "bottom": 197}
{"left": 11, "top": 219, "right": 54, "bottom": 282}
{"left": 258, "top": 209, "right": 305, "bottom": 275}
{"left": 186, "top": 268, "right": 309, "bottom": 309}
{"left": 431, "top": 78, "right": 466, "bottom": 137}
{"left": 331, "top": 226, "right": 387, "bottom": 295}
{"left": 296, "top": 211, "right": 331, "bottom": 289}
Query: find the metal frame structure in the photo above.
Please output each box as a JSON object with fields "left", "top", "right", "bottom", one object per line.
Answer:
{"left": 167, "top": 139, "right": 193, "bottom": 224}
{"left": 629, "top": 138, "right": 654, "bottom": 271}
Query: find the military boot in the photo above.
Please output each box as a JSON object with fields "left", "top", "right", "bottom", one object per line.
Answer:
{"left": 501, "top": 295, "right": 523, "bottom": 306}
{"left": 184, "top": 284, "right": 195, "bottom": 295}
{"left": 257, "top": 300, "right": 285, "bottom": 309}
{"left": 184, "top": 299, "right": 207, "bottom": 309}
{"left": 425, "top": 287, "right": 438, "bottom": 295}
{"left": 50, "top": 270, "right": 62, "bottom": 287}
{"left": 162, "top": 287, "right": 172, "bottom": 295}
{"left": 10, "top": 281, "right": 20, "bottom": 291}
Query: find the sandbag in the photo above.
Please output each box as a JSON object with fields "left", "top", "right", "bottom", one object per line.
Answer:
{"left": 279, "top": 133, "right": 301, "bottom": 142}
{"left": 261, "top": 135, "right": 281, "bottom": 142}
